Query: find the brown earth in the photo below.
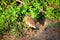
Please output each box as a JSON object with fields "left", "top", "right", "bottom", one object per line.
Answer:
{"left": 0, "top": 18, "right": 60, "bottom": 40}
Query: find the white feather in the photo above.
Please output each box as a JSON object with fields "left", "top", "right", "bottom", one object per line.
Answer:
{"left": 26, "top": 22, "right": 36, "bottom": 28}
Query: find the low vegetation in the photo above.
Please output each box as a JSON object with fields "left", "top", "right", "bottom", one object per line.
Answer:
{"left": 0, "top": 0, "right": 60, "bottom": 36}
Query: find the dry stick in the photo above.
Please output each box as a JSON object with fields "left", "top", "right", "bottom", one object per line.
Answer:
{"left": 16, "top": 0, "right": 25, "bottom": 5}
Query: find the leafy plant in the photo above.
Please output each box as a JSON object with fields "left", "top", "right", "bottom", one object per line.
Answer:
{"left": 45, "top": 7, "right": 60, "bottom": 21}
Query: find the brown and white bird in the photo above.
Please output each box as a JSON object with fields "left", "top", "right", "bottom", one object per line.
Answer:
{"left": 24, "top": 16, "right": 36, "bottom": 28}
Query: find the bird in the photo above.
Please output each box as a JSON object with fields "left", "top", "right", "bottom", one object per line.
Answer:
{"left": 24, "top": 16, "right": 36, "bottom": 28}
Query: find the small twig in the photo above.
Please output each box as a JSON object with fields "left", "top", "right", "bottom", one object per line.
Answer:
{"left": 16, "top": 0, "right": 25, "bottom": 5}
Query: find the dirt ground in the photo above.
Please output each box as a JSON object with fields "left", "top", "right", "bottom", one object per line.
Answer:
{"left": 0, "top": 18, "right": 60, "bottom": 40}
